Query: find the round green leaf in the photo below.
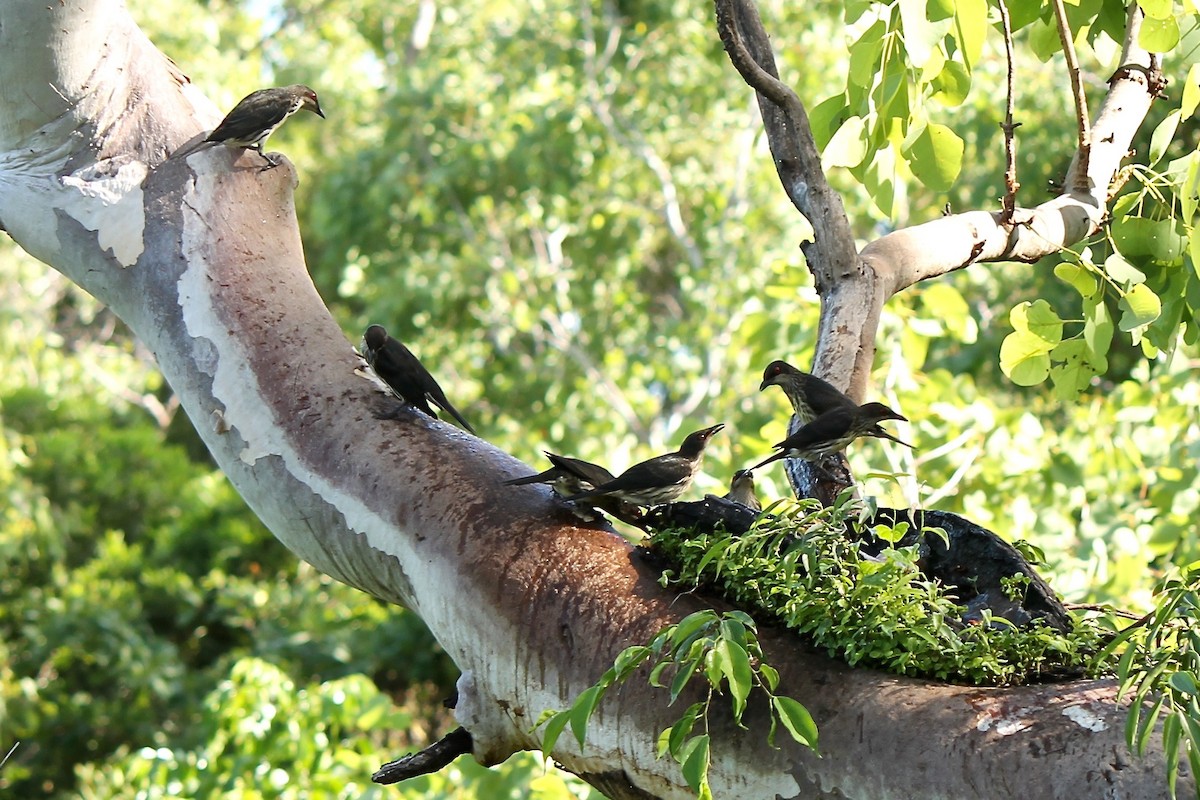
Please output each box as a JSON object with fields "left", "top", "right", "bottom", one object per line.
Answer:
{"left": 904, "top": 122, "right": 964, "bottom": 191}
{"left": 1119, "top": 284, "right": 1162, "bottom": 331}
{"left": 1138, "top": 0, "right": 1173, "bottom": 20}
{"left": 1011, "top": 299, "right": 1064, "bottom": 343}
{"left": 1104, "top": 253, "right": 1147, "bottom": 286}
{"left": 1112, "top": 217, "right": 1187, "bottom": 265}
{"left": 1139, "top": 15, "right": 1180, "bottom": 51}
{"left": 1000, "top": 332, "right": 1052, "bottom": 385}
{"left": 931, "top": 61, "right": 971, "bottom": 106}
{"left": 1054, "top": 261, "right": 1098, "bottom": 298}
{"left": 824, "top": 115, "right": 868, "bottom": 168}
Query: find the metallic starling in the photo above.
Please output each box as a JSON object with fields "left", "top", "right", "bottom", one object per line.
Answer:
{"left": 761, "top": 359, "right": 908, "bottom": 444}
{"left": 723, "top": 469, "right": 761, "bottom": 511}
{"left": 750, "top": 402, "right": 910, "bottom": 472}
{"left": 759, "top": 360, "right": 856, "bottom": 424}
{"left": 565, "top": 424, "right": 725, "bottom": 507}
{"left": 205, "top": 85, "right": 325, "bottom": 168}
{"left": 505, "top": 452, "right": 616, "bottom": 496}
{"left": 362, "top": 324, "right": 475, "bottom": 435}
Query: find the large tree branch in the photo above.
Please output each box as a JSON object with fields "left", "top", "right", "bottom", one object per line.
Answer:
{"left": 0, "top": 1, "right": 1188, "bottom": 798}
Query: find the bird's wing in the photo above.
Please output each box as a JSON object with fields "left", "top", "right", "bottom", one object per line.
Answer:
{"left": 545, "top": 454, "right": 615, "bottom": 486}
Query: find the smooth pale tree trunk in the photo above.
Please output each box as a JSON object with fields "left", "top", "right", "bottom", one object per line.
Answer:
{"left": 0, "top": 1, "right": 1187, "bottom": 798}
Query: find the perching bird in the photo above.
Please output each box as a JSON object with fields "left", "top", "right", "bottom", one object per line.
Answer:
{"left": 565, "top": 424, "right": 724, "bottom": 507}
{"left": 761, "top": 359, "right": 908, "bottom": 445}
{"left": 759, "top": 360, "right": 856, "bottom": 424}
{"left": 723, "top": 469, "right": 761, "bottom": 511}
{"left": 362, "top": 324, "right": 475, "bottom": 434}
{"left": 505, "top": 453, "right": 616, "bottom": 496}
{"left": 205, "top": 85, "right": 325, "bottom": 168}
{"left": 750, "top": 403, "right": 909, "bottom": 473}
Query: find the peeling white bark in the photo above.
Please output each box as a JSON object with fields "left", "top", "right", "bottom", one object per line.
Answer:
{"left": 0, "top": 1, "right": 1190, "bottom": 798}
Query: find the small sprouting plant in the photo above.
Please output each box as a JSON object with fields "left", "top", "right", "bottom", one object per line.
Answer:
{"left": 536, "top": 610, "right": 817, "bottom": 800}
{"left": 1103, "top": 563, "right": 1200, "bottom": 798}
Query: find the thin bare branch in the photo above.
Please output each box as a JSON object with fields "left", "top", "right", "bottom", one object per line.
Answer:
{"left": 713, "top": 0, "right": 859, "bottom": 289}
{"left": 996, "top": 0, "right": 1021, "bottom": 222}
{"left": 1051, "top": 0, "right": 1092, "bottom": 190}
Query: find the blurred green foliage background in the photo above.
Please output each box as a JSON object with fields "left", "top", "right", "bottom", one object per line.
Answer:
{"left": 1, "top": 0, "right": 1197, "bottom": 796}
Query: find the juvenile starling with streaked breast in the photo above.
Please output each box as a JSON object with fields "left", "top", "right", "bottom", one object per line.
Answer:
{"left": 505, "top": 453, "right": 615, "bottom": 496}
{"left": 723, "top": 469, "right": 761, "bottom": 511}
{"left": 761, "top": 359, "right": 908, "bottom": 445}
{"left": 760, "top": 360, "right": 855, "bottom": 424}
{"left": 565, "top": 424, "right": 724, "bottom": 508}
{"left": 362, "top": 324, "right": 475, "bottom": 435}
{"left": 749, "top": 402, "right": 909, "bottom": 473}
{"left": 205, "top": 85, "right": 325, "bottom": 168}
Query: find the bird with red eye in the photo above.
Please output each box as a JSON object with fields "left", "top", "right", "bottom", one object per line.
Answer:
{"left": 205, "top": 85, "right": 325, "bottom": 169}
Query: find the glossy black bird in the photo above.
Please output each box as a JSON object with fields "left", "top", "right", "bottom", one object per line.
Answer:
{"left": 565, "top": 424, "right": 724, "bottom": 507}
{"left": 723, "top": 469, "right": 761, "bottom": 511}
{"left": 362, "top": 324, "right": 475, "bottom": 435}
{"left": 750, "top": 403, "right": 909, "bottom": 473}
{"left": 505, "top": 453, "right": 615, "bottom": 496}
{"left": 205, "top": 85, "right": 325, "bottom": 168}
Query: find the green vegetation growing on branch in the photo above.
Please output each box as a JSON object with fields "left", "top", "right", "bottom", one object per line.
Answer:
{"left": 649, "top": 500, "right": 1108, "bottom": 687}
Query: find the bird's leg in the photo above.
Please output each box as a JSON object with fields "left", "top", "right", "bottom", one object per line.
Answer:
{"left": 254, "top": 144, "right": 282, "bottom": 170}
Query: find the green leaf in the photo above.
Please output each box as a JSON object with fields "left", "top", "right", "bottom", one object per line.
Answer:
{"left": 931, "top": 60, "right": 971, "bottom": 106}
{"left": 613, "top": 645, "right": 652, "bottom": 678}
{"left": 898, "top": 0, "right": 938, "bottom": 68}
{"left": 669, "top": 653, "right": 704, "bottom": 704}
{"left": 772, "top": 696, "right": 820, "bottom": 750}
{"left": 1149, "top": 110, "right": 1181, "bottom": 166}
{"left": 1054, "top": 261, "right": 1098, "bottom": 298}
{"left": 1139, "top": 14, "right": 1180, "bottom": 51}
{"left": 715, "top": 638, "right": 753, "bottom": 722}
{"left": 1164, "top": 712, "right": 1182, "bottom": 790}
{"left": 661, "top": 702, "right": 704, "bottom": 758}
{"left": 824, "top": 116, "right": 868, "bottom": 169}
{"left": 540, "top": 710, "right": 571, "bottom": 755}
{"left": 1083, "top": 298, "right": 1114, "bottom": 358}
{"left": 1049, "top": 339, "right": 1097, "bottom": 399}
{"left": 1184, "top": 63, "right": 1200, "bottom": 119}
{"left": 1104, "top": 253, "right": 1147, "bottom": 285}
{"left": 951, "top": 0, "right": 988, "bottom": 70}
{"left": 1118, "top": 284, "right": 1162, "bottom": 331}
{"left": 1135, "top": 695, "right": 1166, "bottom": 755}
{"left": 670, "top": 611, "right": 718, "bottom": 652}
{"left": 809, "top": 94, "right": 850, "bottom": 150}
{"left": 1000, "top": 333, "right": 1051, "bottom": 385}
{"left": 678, "top": 734, "right": 711, "bottom": 794}
{"left": 848, "top": 21, "right": 886, "bottom": 89}
{"left": 1170, "top": 671, "right": 1199, "bottom": 696}
{"left": 1137, "top": 0, "right": 1173, "bottom": 20}
{"left": 904, "top": 122, "right": 964, "bottom": 191}
{"left": 759, "top": 662, "right": 780, "bottom": 692}
{"left": 1014, "top": 298, "right": 1065, "bottom": 341}
{"left": 569, "top": 685, "right": 605, "bottom": 749}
